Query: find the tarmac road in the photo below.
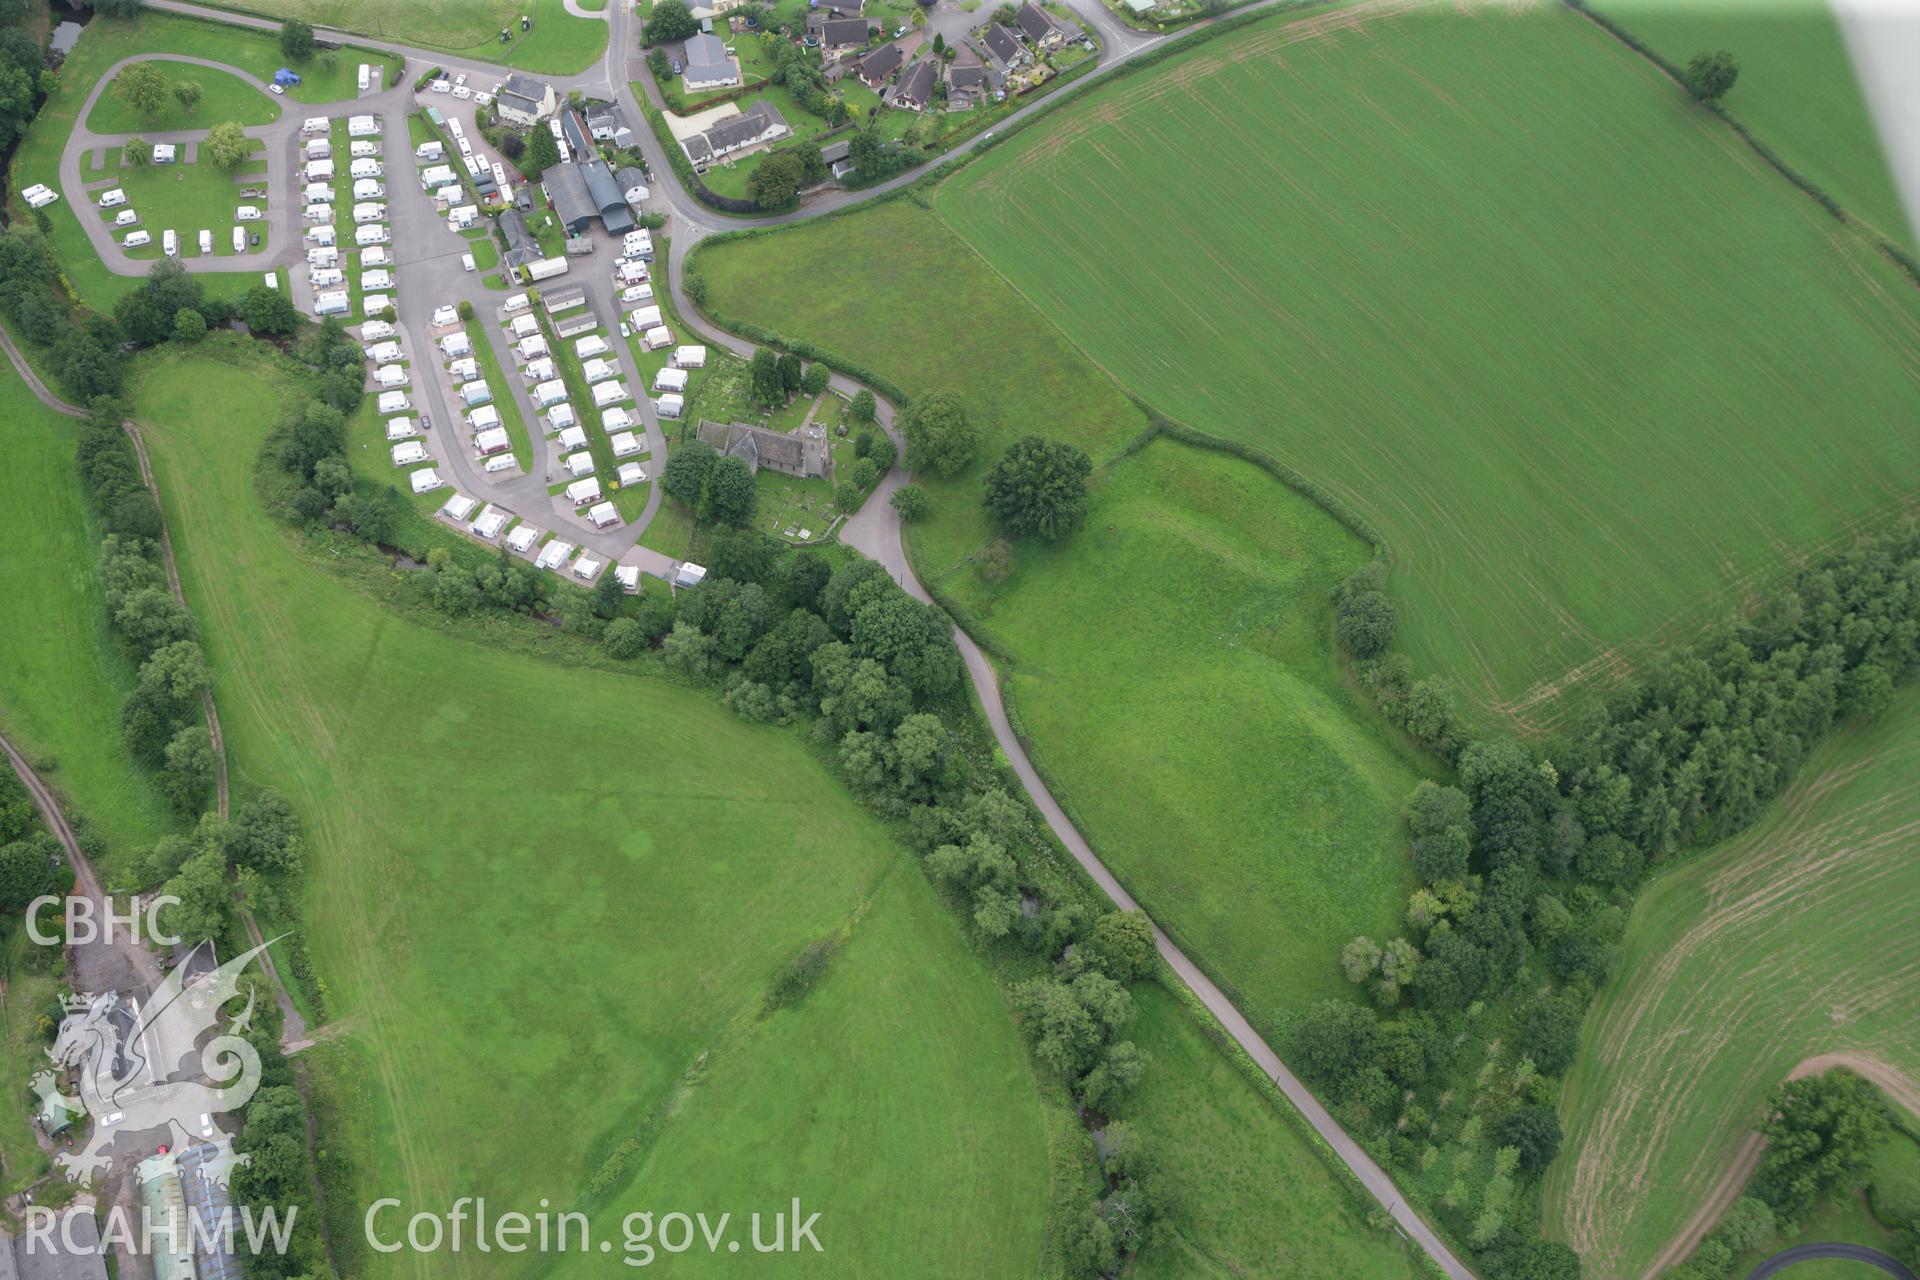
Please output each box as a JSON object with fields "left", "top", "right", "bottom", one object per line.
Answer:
{"left": 1746, "top": 1244, "right": 1918, "bottom": 1280}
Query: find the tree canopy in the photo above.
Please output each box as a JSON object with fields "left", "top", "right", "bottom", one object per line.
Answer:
{"left": 981, "top": 435, "right": 1092, "bottom": 541}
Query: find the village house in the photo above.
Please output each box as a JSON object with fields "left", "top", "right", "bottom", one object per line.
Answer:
{"left": 1016, "top": 1, "right": 1068, "bottom": 49}
{"left": 893, "top": 57, "right": 938, "bottom": 111}
{"left": 979, "top": 23, "right": 1028, "bottom": 73}
{"left": 856, "top": 41, "right": 903, "bottom": 89}
{"left": 680, "top": 100, "right": 792, "bottom": 168}
{"left": 815, "top": 15, "right": 871, "bottom": 53}
{"left": 682, "top": 33, "right": 741, "bottom": 92}
{"left": 946, "top": 59, "right": 990, "bottom": 108}
{"left": 496, "top": 73, "right": 557, "bottom": 125}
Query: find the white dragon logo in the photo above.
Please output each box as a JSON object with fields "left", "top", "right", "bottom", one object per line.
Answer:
{"left": 32, "top": 940, "right": 274, "bottom": 1188}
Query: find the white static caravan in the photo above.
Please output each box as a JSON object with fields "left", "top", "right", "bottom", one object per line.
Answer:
{"left": 390, "top": 440, "right": 428, "bottom": 466}
{"left": 362, "top": 293, "right": 391, "bottom": 316}
{"left": 653, "top": 366, "right": 688, "bottom": 394}
{"left": 616, "top": 462, "right": 646, "bottom": 488}
{"left": 306, "top": 224, "right": 336, "bottom": 247}
{"left": 546, "top": 402, "right": 576, "bottom": 432}
{"left": 564, "top": 477, "right": 601, "bottom": 506}
{"left": 505, "top": 524, "right": 540, "bottom": 554}
{"left": 459, "top": 379, "right": 493, "bottom": 407}
{"left": 502, "top": 292, "right": 531, "bottom": 314}
{"left": 516, "top": 335, "right": 548, "bottom": 361}
{"left": 629, "top": 305, "right": 662, "bottom": 331}
{"left": 642, "top": 326, "right": 673, "bottom": 351}
{"left": 409, "top": 467, "right": 445, "bottom": 494}
{"left": 364, "top": 340, "right": 402, "bottom": 364}
{"left": 302, "top": 116, "right": 329, "bottom": 136}
{"left": 384, "top": 417, "right": 419, "bottom": 441}
{"left": 602, "top": 406, "right": 633, "bottom": 434}
{"left": 580, "top": 358, "right": 616, "bottom": 385}
{"left": 557, "top": 425, "right": 588, "bottom": 452}
{"left": 351, "top": 202, "right": 387, "bottom": 224}
{"left": 361, "top": 319, "right": 396, "bottom": 342}
{"left": 587, "top": 502, "right": 619, "bottom": 530}
{"left": 467, "top": 404, "right": 502, "bottom": 431}
{"left": 420, "top": 164, "right": 457, "bottom": 190}
{"left": 532, "top": 379, "right": 568, "bottom": 408}
{"left": 308, "top": 245, "right": 340, "bottom": 269}
{"left": 431, "top": 304, "right": 460, "bottom": 328}
{"left": 590, "top": 381, "right": 629, "bottom": 409}
{"left": 347, "top": 140, "right": 376, "bottom": 161}
{"left": 310, "top": 267, "right": 344, "bottom": 288}
{"left": 302, "top": 203, "right": 332, "bottom": 223}
{"left": 672, "top": 345, "right": 708, "bottom": 370}
{"left": 350, "top": 158, "right": 382, "bottom": 180}
{"left": 655, "top": 392, "right": 685, "bottom": 420}
{"left": 375, "top": 364, "right": 407, "bottom": 390}
{"left": 434, "top": 184, "right": 465, "bottom": 208}
{"left": 314, "top": 290, "right": 350, "bottom": 316}
{"left": 361, "top": 245, "right": 392, "bottom": 267}
{"left": 305, "top": 138, "right": 331, "bottom": 160}
{"left": 152, "top": 143, "right": 177, "bottom": 164}
{"left": 447, "top": 357, "right": 479, "bottom": 382}
{"left": 305, "top": 159, "right": 335, "bottom": 182}
{"left": 376, "top": 389, "right": 409, "bottom": 414}
{"left": 447, "top": 205, "right": 478, "bottom": 230}
{"left": 441, "top": 493, "right": 478, "bottom": 523}
{"left": 614, "top": 563, "right": 642, "bottom": 592}
{"left": 353, "top": 179, "right": 385, "bottom": 201}
{"left": 615, "top": 260, "right": 648, "bottom": 287}
{"left": 535, "top": 539, "right": 575, "bottom": 570}
{"left": 304, "top": 182, "right": 335, "bottom": 203}
{"left": 620, "top": 283, "right": 653, "bottom": 305}
{"left": 415, "top": 140, "right": 444, "bottom": 161}
{"left": 354, "top": 225, "right": 390, "bottom": 247}
{"left": 510, "top": 314, "right": 540, "bottom": 340}
{"left": 523, "top": 357, "right": 555, "bottom": 383}
{"left": 609, "top": 431, "right": 641, "bottom": 458}
{"left": 474, "top": 429, "right": 512, "bottom": 458}
{"left": 571, "top": 555, "right": 603, "bottom": 582}
{"left": 471, "top": 506, "right": 508, "bottom": 539}
{"left": 347, "top": 114, "right": 380, "bottom": 138}
{"left": 360, "top": 269, "right": 393, "bottom": 292}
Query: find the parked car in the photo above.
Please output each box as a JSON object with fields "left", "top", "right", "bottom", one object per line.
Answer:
{"left": 269, "top": 82, "right": 285, "bottom": 95}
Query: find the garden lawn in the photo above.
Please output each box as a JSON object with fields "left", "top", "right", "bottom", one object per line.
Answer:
{"left": 466, "top": 319, "right": 533, "bottom": 470}
{"left": 1598, "top": 0, "right": 1912, "bottom": 250}
{"left": 968, "top": 439, "right": 1430, "bottom": 1023}
{"left": 85, "top": 60, "right": 280, "bottom": 135}
{"left": 0, "top": 365, "right": 176, "bottom": 875}
{"left": 1124, "top": 984, "right": 1423, "bottom": 1280}
{"left": 221, "top": 0, "right": 606, "bottom": 74}
{"left": 690, "top": 200, "right": 1149, "bottom": 580}
{"left": 130, "top": 341, "right": 1054, "bottom": 1279}
{"left": 933, "top": 0, "right": 1920, "bottom": 731}
{"left": 0, "top": 936, "right": 59, "bottom": 1197}
{"left": 1545, "top": 685, "right": 1920, "bottom": 1280}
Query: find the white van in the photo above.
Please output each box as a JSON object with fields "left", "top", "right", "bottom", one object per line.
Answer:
{"left": 113, "top": 209, "right": 139, "bottom": 228}
{"left": 310, "top": 267, "right": 344, "bottom": 287}
{"left": 198, "top": 229, "right": 213, "bottom": 255}
{"left": 122, "top": 229, "right": 151, "bottom": 248}
{"left": 232, "top": 226, "right": 246, "bottom": 253}
{"left": 162, "top": 229, "right": 178, "bottom": 257}
{"left": 97, "top": 188, "right": 127, "bottom": 209}
{"left": 237, "top": 205, "right": 262, "bottom": 221}
{"left": 461, "top": 252, "right": 475, "bottom": 272}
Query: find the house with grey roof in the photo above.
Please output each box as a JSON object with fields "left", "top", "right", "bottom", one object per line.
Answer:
{"left": 1016, "top": 1, "right": 1067, "bottom": 48}
{"left": 946, "top": 59, "right": 988, "bottom": 108}
{"left": 819, "top": 137, "right": 855, "bottom": 179}
{"left": 497, "top": 73, "right": 557, "bottom": 125}
{"left": 682, "top": 33, "right": 740, "bottom": 91}
{"left": 2, "top": 1206, "right": 109, "bottom": 1280}
{"left": 979, "top": 23, "right": 1028, "bottom": 72}
{"left": 856, "top": 41, "right": 904, "bottom": 88}
{"left": 500, "top": 207, "right": 542, "bottom": 269}
{"left": 585, "top": 100, "right": 633, "bottom": 146}
{"left": 680, "top": 100, "right": 792, "bottom": 167}
{"left": 697, "top": 420, "right": 832, "bottom": 479}
{"left": 817, "top": 16, "right": 871, "bottom": 52}
{"left": 893, "top": 58, "right": 938, "bottom": 111}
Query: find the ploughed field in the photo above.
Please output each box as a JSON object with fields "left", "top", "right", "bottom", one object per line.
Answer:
{"left": 932, "top": 0, "right": 1920, "bottom": 730}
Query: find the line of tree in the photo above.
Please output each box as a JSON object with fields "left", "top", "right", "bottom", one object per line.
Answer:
{"left": 1303, "top": 524, "right": 1920, "bottom": 1278}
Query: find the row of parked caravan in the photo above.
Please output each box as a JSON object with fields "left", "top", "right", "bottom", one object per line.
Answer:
{"left": 306, "top": 114, "right": 392, "bottom": 321}
{"left": 104, "top": 183, "right": 264, "bottom": 258}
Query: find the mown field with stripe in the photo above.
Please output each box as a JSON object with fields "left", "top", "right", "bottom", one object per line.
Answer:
{"left": 1545, "top": 686, "right": 1920, "bottom": 1280}
{"left": 934, "top": 0, "right": 1920, "bottom": 729}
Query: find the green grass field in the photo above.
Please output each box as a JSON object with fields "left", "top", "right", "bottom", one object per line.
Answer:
{"left": 84, "top": 59, "right": 280, "bottom": 135}
{"left": 1545, "top": 686, "right": 1920, "bottom": 1280}
{"left": 0, "top": 934, "right": 60, "bottom": 1197}
{"left": 1598, "top": 0, "right": 1912, "bottom": 250}
{"left": 692, "top": 200, "right": 1150, "bottom": 578}
{"left": 104, "top": 145, "right": 270, "bottom": 263}
{"left": 216, "top": 0, "right": 607, "bottom": 74}
{"left": 130, "top": 341, "right": 1054, "bottom": 1278}
{"left": 933, "top": 0, "right": 1920, "bottom": 730}
{"left": 1123, "top": 984, "right": 1422, "bottom": 1279}
{"left": 968, "top": 439, "right": 1429, "bottom": 1023}
{"left": 0, "top": 366, "right": 176, "bottom": 872}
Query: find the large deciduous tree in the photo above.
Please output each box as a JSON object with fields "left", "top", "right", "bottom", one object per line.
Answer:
{"left": 1683, "top": 50, "right": 1739, "bottom": 103}
{"left": 900, "top": 389, "right": 976, "bottom": 476}
{"left": 982, "top": 434, "right": 1091, "bottom": 540}
{"left": 113, "top": 62, "right": 169, "bottom": 118}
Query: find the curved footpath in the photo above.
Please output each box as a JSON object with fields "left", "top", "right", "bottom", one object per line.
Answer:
{"left": 43, "top": 3, "right": 1472, "bottom": 1273}
{"left": 0, "top": 324, "right": 306, "bottom": 1044}
{"left": 1746, "top": 1244, "right": 1917, "bottom": 1280}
